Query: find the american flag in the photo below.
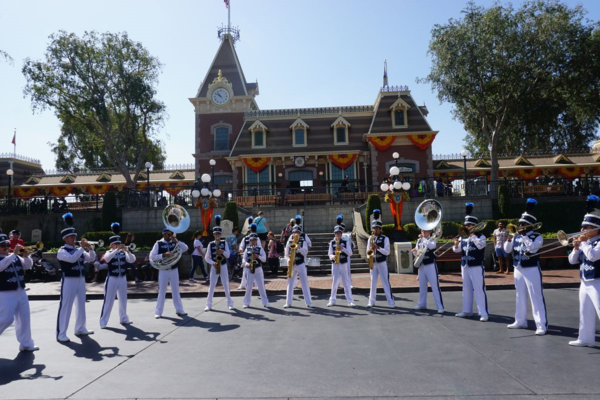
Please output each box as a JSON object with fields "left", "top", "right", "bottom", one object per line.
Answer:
{"left": 11, "top": 130, "right": 15, "bottom": 146}
{"left": 224, "top": 0, "right": 229, "bottom": 8}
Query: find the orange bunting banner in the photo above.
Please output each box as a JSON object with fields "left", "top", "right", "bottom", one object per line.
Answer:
{"left": 243, "top": 157, "right": 271, "bottom": 173}
{"left": 558, "top": 166, "right": 583, "bottom": 179}
{"left": 163, "top": 182, "right": 186, "bottom": 196}
{"left": 408, "top": 133, "right": 437, "bottom": 150}
{"left": 434, "top": 171, "right": 461, "bottom": 182}
{"left": 328, "top": 154, "right": 357, "bottom": 170}
{"left": 473, "top": 170, "right": 491, "bottom": 183}
{"left": 49, "top": 186, "right": 73, "bottom": 197}
{"left": 14, "top": 187, "right": 37, "bottom": 198}
{"left": 515, "top": 168, "right": 541, "bottom": 181}
{"left": 86, "top": 185, "right": 111, "bottom": 195}
{"left": 368, "top": 136, "right": 395, "bottom": 151}
{"left": 135, "top": 182, "right": 147, "bottom": 189}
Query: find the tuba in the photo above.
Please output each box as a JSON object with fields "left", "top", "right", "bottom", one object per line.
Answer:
{"left": 413, "top": 199, "right": 443, "bottom": 268}
{"left": 287, "top": 233, "right": 299, "bottom": 278}
{"left": 150, "top": 204, "right": 190, "bottom": 270}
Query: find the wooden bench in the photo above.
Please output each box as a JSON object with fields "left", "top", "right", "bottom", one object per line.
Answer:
{"left": 284, "top": 193, "right": 306, "bottom": 205}
{"left": 69, "top": 201, "right": 103, "bottom": 211}
{"left": 233, "top": 195, "right": 279, "bottom": 208}
{"left": 519, "top": 185, "right": 565, "bottom": 196}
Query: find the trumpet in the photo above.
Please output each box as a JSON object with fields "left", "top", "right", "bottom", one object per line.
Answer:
{"left": 120, "top": 243, "right": 137, "bottom": 252}
{"left": 435, "top": 221, "right": 488, "bottom": 258}
{"left": 77, "top": 239, "right": 104, "bottom": 249}
{"left": 18, "top": 242, "right": 44, "bottom": 255}
{"left": 367, "top": 233, "right": 376, "bottom": 270}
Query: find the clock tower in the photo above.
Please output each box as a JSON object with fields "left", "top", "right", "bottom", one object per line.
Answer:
{"left": 189, "top": 29, "right": 259, "bottom": 192}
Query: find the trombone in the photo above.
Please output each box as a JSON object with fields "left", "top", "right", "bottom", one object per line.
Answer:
{"left": 434, "top": 221, "right": 488, "bottom": 258}
{"left": 524, "top": 229, "right": 579, "bottom": 257}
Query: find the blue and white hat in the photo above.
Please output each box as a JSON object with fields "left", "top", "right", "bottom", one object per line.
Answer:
{"left": 292, "top": 225, "right": 302, "bottom": 233}
{"left": 334, "top": 225, "right": 343, "bottom": 233}
{"left": 162, "top": 228, "right": 172, "bottom": 235}
{"left": 109, "top": 222, "right": 122, "bottom": 245}
{"left": 61, "top": 213, "right": 77, "bottom": 239}
{"left": 371, "top": 220, "right": 383, "bottom": 229}
{"left": 519, "top": 198, "right": 538, "bottom": 225}
{"left": 582, "top": 195, "right": 600, "bottom": 228}
{"left": 213, "top": 215, "right": 222, "bottom": 234}
{"left": 464, "top": 203, "right": 478, "bottom": 225}
{"left": 249, "top": 223, "right": 257, "bottom": 233}
{"left": 248, "top": 233, "right": 259, "bottom": 240}
{"left": 0, "top": 234, "right": 9, "bottom": 245}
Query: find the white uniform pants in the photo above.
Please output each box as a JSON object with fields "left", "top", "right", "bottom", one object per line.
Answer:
{"left": 286, "top": 263, "right": 312, "bottom": 306}
{"left": 576, "top": 280, "right": 600, "bottom": 344}
{"left": 461, "top": 265, "right": 488, "bottom": 317}
{"left": 155, "top": 268, "right": 184, "bottom": 316}
{"left": 330, "top": 262, "right": 354, "bottom": 304}
{"left": 240, "top": 268, "right": 257, "bottom": 289}
{"left": 206, "top": 264, "right": 234, "bottom": 308}
{"left": 417, "top": 262, "right": 444, "bottom": 310}
{"left": 244, "top": 267, "right": 269, "bottom": 307}
{"left": 369, "top": 261, "right": 395, "bottom": 306}
{"left": 513, "top": 266, "right": 547, "bottom": 331}
{"left": 0, "top": 289, "right": 35, "bottom": 348}
{"left": 57, "top": 276, "right": 88, "bottom": 339}
{"left": 346, "top": 258, "right": 353, "bottom": 287}
{"left": 100, "top": 275, "right": 130, "bottom": 326}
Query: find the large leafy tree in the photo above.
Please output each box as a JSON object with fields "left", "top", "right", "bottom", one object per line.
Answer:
{"left": 420, "top": 1, "right": 600, "bottom": 196}
{"left": 22, "top": 31, "right": 167, "bottom": 187}
{"left": 0, "top": 49, "right": 12, "bottom": 64}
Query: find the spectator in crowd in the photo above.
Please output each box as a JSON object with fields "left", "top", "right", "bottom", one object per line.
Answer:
{"left": 140, "top": 255, "right": 157, "bottom": 281}
{"left": 124, "top": 234, "right": 142, "bottom": 283}
{"left": 340, "top": 175, "right": 350, "bottom": 192}
{"left": 436, "top": 180, "right": 444, "bottom": 197}
{"left": 190, "top": 231, "right": 207, "bottom": 282}
{"left": 253, "top": 211, "right": 270, "bottom": 248}
{"left": 493, "top": 221, "right": 510, "bottom": 275}
{"left": 267, "top": 231, "right": 280, "bottom": 277}
{"left": 9, "top": 230, "right": 25, "bottom": 250}
{"left": 226, "top": 227, "right": 240, "bottom": 275}
{"left": 280, "top": 218, "right": 295, "bottom": 244}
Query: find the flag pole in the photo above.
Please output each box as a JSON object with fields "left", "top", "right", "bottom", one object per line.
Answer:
{"left": 228, "top": 0, "right": 231, "bottom": 30}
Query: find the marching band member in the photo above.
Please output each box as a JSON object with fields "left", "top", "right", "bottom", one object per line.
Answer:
{"left": 238, "top": 221, "right": 262, "bottom": 290}
{"left": 287, "top": 215, "right": 312, "bottom": 289}
{"left": 0, "top": 232, "right": 38, "bottom": 351}
{"left": 205, "top": 215, "right": 234, "bottom": 311}
{"left": 284, "top": 225, "right": 313, "bottom": 308}
{"left": 327, "top": 225, "right": 355, "bottom": 307}
{"left": 56, "top": 213, "right": 96, "bottom": 342}
{"left": 338, "top": 214, "right": 354, "bottom": 289}
{"left": 242, "top": 234, "right": 269, "bottom": 308}
{"left": 568, "top": 195, "right": 600, "bottom": 347}
{"left": 99, "top": 223, "right": 135, "bottom": 329}
{"left": 366, "top": 220, "right": 395, "bottom": 308}
{"left": 412, "top": 228, "right": 444, "bottom": 313}
{"left": 151, "top": 228, "right": 188, "bottom": 319}
{"left": 452, "top": 203, "right": 489, "bottom": 321}
{"left": 504, "top": 199, "right": 547, "bottom": 335}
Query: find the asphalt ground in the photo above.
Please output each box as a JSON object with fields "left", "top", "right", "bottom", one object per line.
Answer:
{"left": 1, "top": 288, "right": 600, "bottom": 400}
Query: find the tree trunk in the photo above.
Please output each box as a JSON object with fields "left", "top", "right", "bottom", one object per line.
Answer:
{"left": 490, "top": 145, "right": 499, "bottom": 200}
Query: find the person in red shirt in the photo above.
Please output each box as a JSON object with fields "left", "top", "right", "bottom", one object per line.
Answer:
{"left": 9, "top": 230, "right": 25, "bottom": 251}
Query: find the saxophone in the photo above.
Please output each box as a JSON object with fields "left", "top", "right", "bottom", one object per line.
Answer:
{"left": 214, "top": 238, "right": 224, "bottom": 275}
{"left": 334, "top": 237, "right": 341, "bottom": 264}
{"left": 287, "top": 233, "right": 299, "bottom": 279}
{"left": 367, "top": 233, "right": 376, "bottom": 270}
{"left": 249, "top": 245, "right": 259, "bottom": 274}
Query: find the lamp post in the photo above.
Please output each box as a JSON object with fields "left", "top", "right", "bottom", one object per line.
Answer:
{"left": 6, "top": 169, "right": 13, "bottom": 210}
{"left": 192, "top": 172, "right": 222, "bottom": 236}
{"left": 209, "top": 159, "right": 216, "bottom": 186}
{"left": 461, "top": 150, "right": 468, "bottom": 196}
{"left": 380, "top": 156, "right": 411, "bottom": 242}
{"left": 145, "top": 161, "right": 152, "bottom": 207}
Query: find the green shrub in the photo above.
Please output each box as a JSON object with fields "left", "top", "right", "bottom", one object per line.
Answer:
{"left": 381, "top": 224, "right": 396, "bottom": 238}
{"left": 101, "top": 192, "right": 119, "bottom": 230}
{"left": 365, "top": 194, "right": 382, "bottom": 234}
{"left": 223, "top": 201, "right": 239, "bottom": 230}
{"left": 496, "top": 185, "right": 510, "bottom": 219}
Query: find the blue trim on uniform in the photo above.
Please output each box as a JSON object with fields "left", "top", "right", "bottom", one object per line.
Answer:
{"left": 434, "top": 262, "right": 444, "bottom": 308}
{"left": 99, "top": 274, "right": 110, "bottom": 323}
{"left": 481, "top": 266, "right": 489, "bottom": 315}
{"left": 56, "top": 276, "right": 65, "bottom": 338}
{"left": 537, "top": 266, "right": 548, "bottom": 330}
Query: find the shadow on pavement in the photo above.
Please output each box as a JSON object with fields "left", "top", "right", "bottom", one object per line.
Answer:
{"left": 0, "top": 352, "right": 62, "bottom": 386}
{"left": 61, "top": 335, "right": 124, "bottom": 361}
{"left": 105, "top": 325, "right": 161, "bottom": 342}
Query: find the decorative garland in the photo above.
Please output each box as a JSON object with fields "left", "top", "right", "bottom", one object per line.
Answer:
{"left": 14, "top": 187, "right": 37, "bottom": 198}
{"left": 558, "top": 166, "right": 583, "bottom": 179}
{"left": 408, "top": 133, "right": 437, "bottom": 150}
{"left": 328, "top": 154, "right": 357, "bottom": 170}
{"left": 514, "top": 168, "right": 541, "bottom": 181}
{"left": 86, "top": 185, "right": 111, "bottom": 195}
{"left": 243, "top": 157, "right": 271, "bottom": 173}
{"left": 367, "top": 136, "right": 395, "bottom": 151}
{"left": 163, "top": 182, "right": 186, "bottom": 196}
{"left": 49, "top": 186, "right": 74, "bottom": 197}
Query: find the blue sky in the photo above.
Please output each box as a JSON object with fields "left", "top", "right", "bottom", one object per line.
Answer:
{"left": 1, "top": 0, "right": 599, "bottom": 170}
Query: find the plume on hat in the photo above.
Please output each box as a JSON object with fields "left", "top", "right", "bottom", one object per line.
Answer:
{"left": 525, "top": 198, "right": 537, "bottom": 213}
{"left": 63, "top": 212, "right": 74, "bottom": 227}
{"left": 586, "top": 195, "right": 600, "bottom": 214}
{"left": 295, "top": 214, "right": 302, "bottom": 225}
{"left": 215, "top": 215, "right": 222, "bottom": 227}
{"left": 247, "top": 216, "right": 254, "bottom": 224}
{"left": 250, "top": 223, "right": 257, "bottom": 233}
{"left": 373, "top": 209, "right": 381, "bottom": 220}
{"left": 111, "top": 222, "right": 121, "bottom": 235}
{"left": 336, "top": 214, "right": 343, "bottom": 225}
{"left": 465, "top": 203, "right": 474, "bottom": 215}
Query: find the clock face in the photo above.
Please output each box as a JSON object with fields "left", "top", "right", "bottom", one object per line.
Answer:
{"left": 294, "top": 157, "right": 305, "bottom": 167}
{"left": 212, "top": 88, "right": 230, "bottom": 105}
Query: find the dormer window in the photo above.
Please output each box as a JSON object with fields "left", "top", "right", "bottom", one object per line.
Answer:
{"left": 290, "top": 118, "right": 309, "bottom": 147}
{"left": 389, "top": 97, "right": 411, "bottom": 128}
{"left": 248, "top": 120, "right": 268, "bottom": 149}
{"left": 331, "top": 116, "right": 351, "bottom": 145}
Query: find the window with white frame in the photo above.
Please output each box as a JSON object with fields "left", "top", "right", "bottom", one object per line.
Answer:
{"left": 252, "top": 130, "right": 265, "bottom": 148}
{"left": 294, "top": 128, "right": 306, "bottom": 146}
{"left": 390, "top": 97, "right": 410, "bottom": 128}
{"left": 331, "top": 116, "right": 350, "bottom": 145}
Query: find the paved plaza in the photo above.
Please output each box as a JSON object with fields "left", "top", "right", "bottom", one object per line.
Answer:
{"left": 1, "top": 287, "right": 599, "bottom": 399}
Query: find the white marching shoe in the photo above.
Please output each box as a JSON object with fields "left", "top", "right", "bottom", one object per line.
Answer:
{"left": 507, "top": 322, "right": 526, "bottom": 329}
{"left": 455, "top": 312, "right": 473, "bottom": 318}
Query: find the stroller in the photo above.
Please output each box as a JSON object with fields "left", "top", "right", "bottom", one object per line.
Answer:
{"left": 27, "top": 249, "right": 58, "bottom": 282}
{"left": 228, "top": 253, "right": 243, "bottom": 281}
